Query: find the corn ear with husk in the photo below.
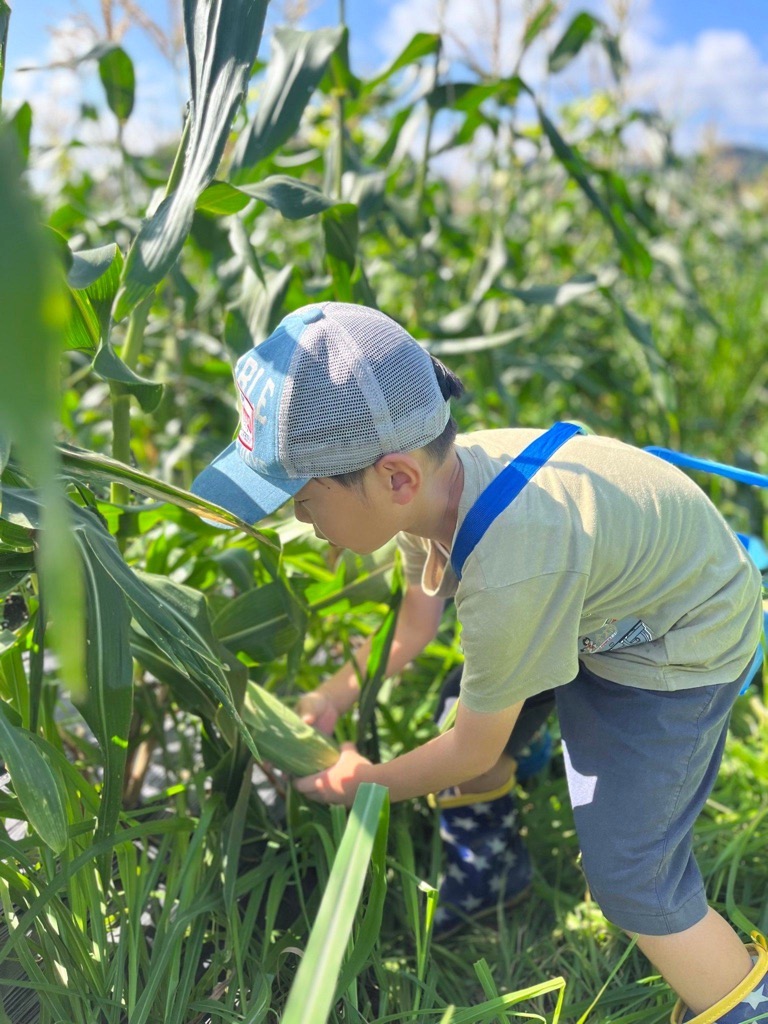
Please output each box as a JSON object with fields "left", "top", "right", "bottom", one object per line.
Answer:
{"left": 221, "top": 680, "right": 339, "bottom": 776}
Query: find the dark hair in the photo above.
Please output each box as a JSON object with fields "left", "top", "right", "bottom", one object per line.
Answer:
{"left": 333, "top": 355, "right": 464, "bottom": 490}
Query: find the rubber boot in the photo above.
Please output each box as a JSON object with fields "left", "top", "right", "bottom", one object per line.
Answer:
{"left": 670, "top": 940, "right": 768, "bottom": 1024}
{"left": 430, "top": 775, "right": 532, "bottom": 939}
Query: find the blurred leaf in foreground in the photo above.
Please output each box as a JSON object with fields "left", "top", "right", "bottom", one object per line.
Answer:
{"left": 0, "top": 130, "right": 85, "bottom": 698}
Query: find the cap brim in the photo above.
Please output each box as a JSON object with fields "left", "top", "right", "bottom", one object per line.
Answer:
{"left": 190, "top": 442, "right": 307, "bottom": 528}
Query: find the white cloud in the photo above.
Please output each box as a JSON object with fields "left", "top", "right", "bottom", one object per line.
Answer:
{"left": 377, "top": 0, "right": 768, "bottom": 152}
{"left": 6, "top": 17, "right": 184, "bottom": 188}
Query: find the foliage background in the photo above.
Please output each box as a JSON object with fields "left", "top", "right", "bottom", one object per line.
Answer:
{"left": 0, "top": 0, "right": 766, "bottom": 1021}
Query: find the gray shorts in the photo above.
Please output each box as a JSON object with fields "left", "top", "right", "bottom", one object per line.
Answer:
{"left": 555, "top": 662, "right": 748, "bottom": 935}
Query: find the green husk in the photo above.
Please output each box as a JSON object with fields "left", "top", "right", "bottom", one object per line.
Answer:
{"left": 234, "top": 680, "right": 339, "bottom": 776}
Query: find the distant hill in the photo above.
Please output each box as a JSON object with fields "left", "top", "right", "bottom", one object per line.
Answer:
{"left": 708, "top": 145, "right": 768, "bottom": 182}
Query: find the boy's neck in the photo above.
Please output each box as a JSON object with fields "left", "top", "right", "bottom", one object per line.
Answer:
{"left": 408, "top": 447, "right": 464, "bottom": 550}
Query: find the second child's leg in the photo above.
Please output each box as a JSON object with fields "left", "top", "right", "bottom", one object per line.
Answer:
{"left": 431, "top": 669, "right": 555, "bottom": 936}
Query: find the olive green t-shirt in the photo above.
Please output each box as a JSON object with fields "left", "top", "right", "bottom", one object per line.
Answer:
{"left": 398, "top": 429, "right": 763, "bottom": 713}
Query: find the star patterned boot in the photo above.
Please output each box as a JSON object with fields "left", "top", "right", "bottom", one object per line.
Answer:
{"left": 671, "top": 940, "right": 768, "bottom": 1024}
{"left": 430, "top": 775, "right": 532, "bottom": 939}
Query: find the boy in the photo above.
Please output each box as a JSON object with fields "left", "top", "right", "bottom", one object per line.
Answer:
{"left": 192, "top": 301, "right": 767, "bottom": 1024}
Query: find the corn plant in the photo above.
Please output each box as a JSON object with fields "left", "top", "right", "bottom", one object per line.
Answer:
{"left": 1, "top": 0, "right": 766, "bottom": 1020}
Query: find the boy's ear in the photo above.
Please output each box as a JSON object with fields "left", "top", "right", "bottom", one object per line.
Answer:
{"left": 373, "top": 453, "right": 422, "bottom": 506}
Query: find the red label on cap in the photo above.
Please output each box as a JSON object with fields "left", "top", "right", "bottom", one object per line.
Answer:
{"left": 237, "top": 386, "right": 254, "bottom": 451}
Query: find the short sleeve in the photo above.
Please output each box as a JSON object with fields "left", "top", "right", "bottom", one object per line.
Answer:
{"left": 457, "top": 571, "right": 590, "bottom": 711}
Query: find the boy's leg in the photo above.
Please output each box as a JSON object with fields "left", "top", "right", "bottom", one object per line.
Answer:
{"left": 555, "top": 662, "right": 756, "bottom": 1018}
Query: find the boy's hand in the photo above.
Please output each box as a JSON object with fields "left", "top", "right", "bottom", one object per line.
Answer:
{"left": 296, "top": 689, "right": 340, "bottom": 736}
{"left": 294, "top": 742, "right": 374, "bottom": 807}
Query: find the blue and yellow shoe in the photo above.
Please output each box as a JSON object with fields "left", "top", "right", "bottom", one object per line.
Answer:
{"left": 430, "top": 776, "right": 532, "bottom": 939}
{"left": 671, "top": 940, "right": 768, "bottom": 1024}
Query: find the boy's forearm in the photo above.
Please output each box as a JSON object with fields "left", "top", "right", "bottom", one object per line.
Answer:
{"left": 350, "top": 729, "right": 495, "bottom": 803}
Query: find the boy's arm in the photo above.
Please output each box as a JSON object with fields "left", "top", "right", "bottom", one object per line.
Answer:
{"left": 298, "top": 583, "right": 445, "bottom": 728}
{"left": 295, "top": 698, "right": 523, "bottom": 806}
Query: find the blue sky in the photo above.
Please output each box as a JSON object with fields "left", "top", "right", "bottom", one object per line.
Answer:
{"left": 5, "top": 0, "right": 768, "bottom": 156}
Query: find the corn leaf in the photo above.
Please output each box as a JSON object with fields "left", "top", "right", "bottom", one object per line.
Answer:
{"left": 113, "top": 0, "right": 269, "bottom": 320}
{"left": 281, "top": 783, "right": 389, "bottom": 1024}
{"left": 212, "top": 581, "right": 304, "bottom": 662}
{"left": 9, "top": 100, "right": 32, "bottom": 166}
{"left": 198, "top": 175, "right": 336, "bottom": 219}
{"left": 56, "top": 442, "right": 279, "bottom": 546}
{"left": 92, "top": 341, "right": 164, "bottom": 412}
{"left": 362, "top": 31, "right": 440, "bottom": 94}
{"left": 0, "top": 703, "right": 68, "bottom": 853}
{"left": 65, "top": 242, "right": 123, "bottom": 349}
{"left": 232, "top": 26, "right": 344, "bottom": 177}
{"left": 73, "top": 530, "right": 133, "bottom": 865}
{"left": 0, "top": 130, "right": 85, "bottom": 698}
{"left": 98, "top": 45, "right": 135, "bottom": 123}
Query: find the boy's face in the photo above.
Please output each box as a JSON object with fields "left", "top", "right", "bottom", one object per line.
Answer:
{"left": 293, "top": 474, "right": 400, "bottom": 555}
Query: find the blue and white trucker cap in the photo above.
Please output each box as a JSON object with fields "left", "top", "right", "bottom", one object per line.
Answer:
{"left": 191, "top": 302, "right": 451, "bottom": 525}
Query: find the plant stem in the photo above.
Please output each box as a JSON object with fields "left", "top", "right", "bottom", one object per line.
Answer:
{"left": 110, "top": 293, "right": 152, "bottom": 506}
{"left": 413, "top": 42, "right": 441, "bottom": 323}
{"left": 108, "top": 113, "right": 189, "bottom": 509}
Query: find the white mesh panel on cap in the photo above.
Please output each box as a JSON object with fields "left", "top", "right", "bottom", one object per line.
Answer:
{"left": 281, "top": 303, "right": 449, "bottom": 477}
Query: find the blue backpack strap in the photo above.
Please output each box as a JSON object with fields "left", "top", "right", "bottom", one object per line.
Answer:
{"left": 451, "top": 422, "right": 585, "bottom": 580}
{"left": 643, "top": 447, "right": 768, "bottom": 490}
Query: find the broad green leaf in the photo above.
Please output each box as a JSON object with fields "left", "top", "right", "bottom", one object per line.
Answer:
{"left": 362, "top": 32, "right": 440, "bottom": 93}
{"left": 281, "top": 784, "right": 389, "bottom": 1024}
{"left": 98, "top": 45, "right": 135, "bottom": 122}
{"left": 232, "top": 26, "right": 344, "bottom": 176}
{"left": 548, "top": 11, "right": 624, "bottom": 80}
{"left": 322, "top": 202, "right": 358, "bottom": 302}
{"left": 510, "top": 274, "right": 603, "bottom": 307}
{"left": 130, "top": 629, "right": 219, "bottom": 719}
{"left": 427, "top": 78, "right": 522, "bottom": 114}
{"left": 77, "top": 522, "right": 261, "bottom": 758}
{"left": 113, "top": 0, "right": 268, "bottom": 320}
{"left": 0, "top": 549, "right": 33, "bottom": 600}
{"left": 522, "top": 1, "right": 559, "bottom": 49}
{"left": 68, "top": 242, "right": 121, "bottom": 291}
{"left": 321, "top": 25, "right": 360, "bottom": 98}
{"left": 425, "top": 323, "right": 530, "bottom": 356}
{"left": 0, "top": 704, "right": 68, "bottom": 853}
{"left": 56, "top": 442, "right": 279, "bottom": 544}
{"left": 618, "top": 304, "right": 673, "bottom": 410}
{"left": 73, "top": 531, "right": 133, "bottom": 861}
{"left": 225, "top": 261, "right": 293, "bottom": 353}
{"left": 536, "top": 104, "right": 652, "bottom": 278}
{"left": 548, "top": 12, "right": 601, "bottom": 72}
{"left": 198, "top": 175, "right": 336, "bottom": 220}
{"left": 65, "top": 243, "right": 124, "bottom": 349}
{"left": 9, "top": 101, "right": 32, "bottom": 166}
{"left": 92, "top": 341, "right": 164, "bottom": 412}
{"left": 196, "top": 180, "right": 252, "bottom": 216}
{"left": 0, "top": 432, "right": 9, "bottom": 473}
{"left": 213, "top": 581, "right": 304, "bottom": 662}
{"left": 132, "top": 569, "right": 248, "bottom": 710}
{"left": 0, "top": 130, "right": 85, "bottom": 698}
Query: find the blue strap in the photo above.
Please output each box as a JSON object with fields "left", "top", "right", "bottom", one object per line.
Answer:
{"left": 451, "top": 422, "right": 585, "bottom": 579}
{"left": 644, "top": 447, "right": 768, "bottom": 489}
